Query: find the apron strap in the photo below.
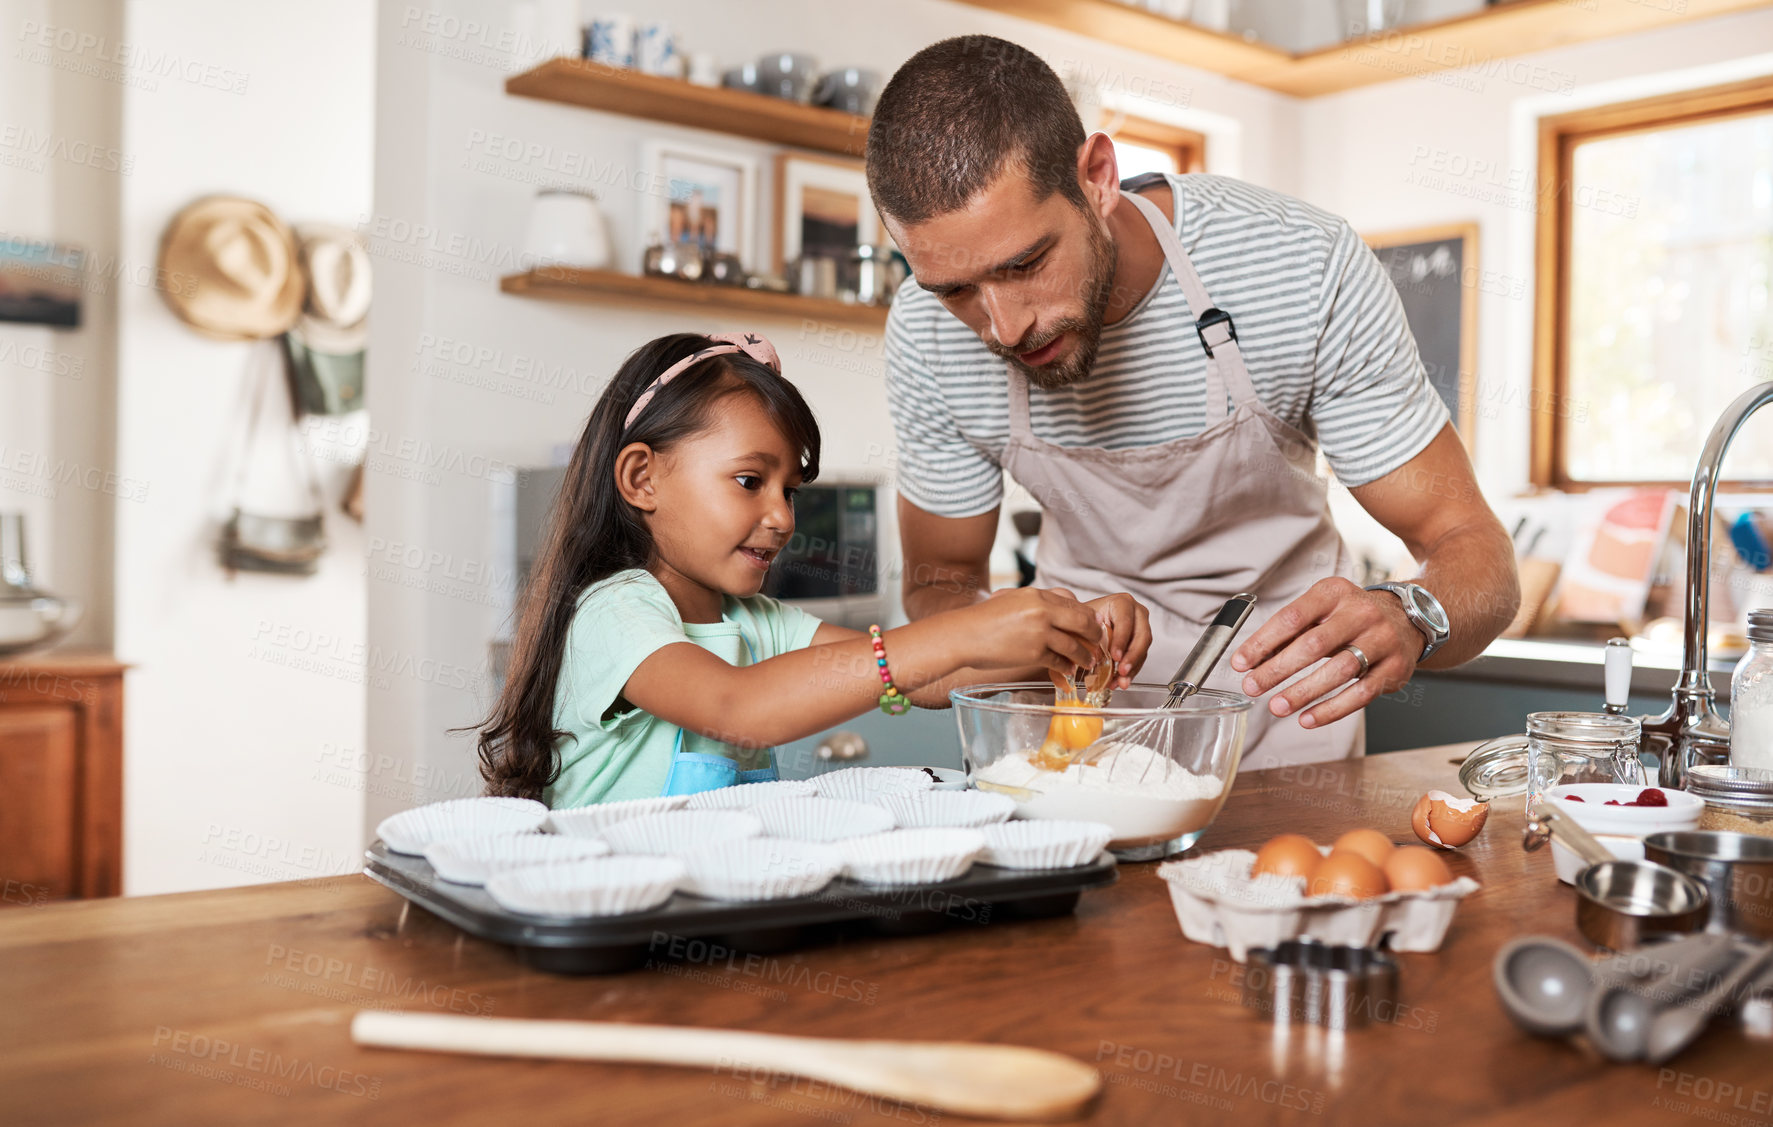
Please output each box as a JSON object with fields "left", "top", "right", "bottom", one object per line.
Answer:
{"left": 1007, "top": 362, "right": 1033, "bottom": 438}
{"left": 1122, "top": 189, "right": 1258, "bottom": 416}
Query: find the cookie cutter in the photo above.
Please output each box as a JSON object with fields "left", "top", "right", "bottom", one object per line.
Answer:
{"left": 1240, "top": 939, "right": 1400, "bottom": 1030}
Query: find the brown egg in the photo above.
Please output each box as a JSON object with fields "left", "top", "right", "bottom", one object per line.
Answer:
{"left": 1250, "top": 834, "right": 1322, "bottom": 881}
{"left": 1331, "top": 828, "right": 1396, "bottom": 869}
{"left": 1411, "top": 790, "right": 1490, "bottom": 849}
{"left": 1308, "top": 850, "right": 1390, "bottom": 899}
{"left": 1383, "top": 846, "right": 1454, "bottom": 892}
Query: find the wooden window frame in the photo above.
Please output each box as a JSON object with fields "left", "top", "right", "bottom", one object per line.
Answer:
{"left": 1532, "top": 75, "right": 1773, "bottom": 492}
{"left": 1107, "top": 114, "right": 1207, "bottom": 175}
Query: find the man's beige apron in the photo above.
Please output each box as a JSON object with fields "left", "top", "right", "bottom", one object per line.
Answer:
{"left": 1001, "top": 189, "right": 1363, "bottom": 768}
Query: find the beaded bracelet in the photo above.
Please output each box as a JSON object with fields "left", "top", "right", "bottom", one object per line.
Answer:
{"left": 869, "top": 624, "right": 911, "bottom": 716}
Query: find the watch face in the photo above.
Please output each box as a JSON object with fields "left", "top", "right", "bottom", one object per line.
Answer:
{"left": 1408, "top": 586, "right": 1451, "bottom": 634}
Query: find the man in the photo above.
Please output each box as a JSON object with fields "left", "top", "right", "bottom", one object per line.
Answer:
{"left": 866, "top": 36, "right": 1520, "bottom": 767}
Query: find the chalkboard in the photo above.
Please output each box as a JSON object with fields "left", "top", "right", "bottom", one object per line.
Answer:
{"left": 1364, "top": 224, "right": 1478, "bottom": 441}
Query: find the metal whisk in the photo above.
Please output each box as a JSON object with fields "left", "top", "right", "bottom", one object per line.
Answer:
{"left": 1089, "top": 593, "right": 1258, "bottom": 783}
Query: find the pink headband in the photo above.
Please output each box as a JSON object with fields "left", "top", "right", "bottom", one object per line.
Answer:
{"left": 623, "top": 332, "right": 782, "bottom": 430}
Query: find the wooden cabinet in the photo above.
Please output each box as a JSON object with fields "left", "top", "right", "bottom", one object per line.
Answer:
{"left": 0, "top": 653, "right": 124, "bottom": 902}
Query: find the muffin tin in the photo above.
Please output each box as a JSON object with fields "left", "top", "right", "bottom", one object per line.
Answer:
{"left": 364, "top": 839, "right": 1118, "bottom": 974}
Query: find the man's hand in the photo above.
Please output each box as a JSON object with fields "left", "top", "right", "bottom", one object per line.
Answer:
{"left": 1228, "top": 578, "right": 1422, "bottom": 729}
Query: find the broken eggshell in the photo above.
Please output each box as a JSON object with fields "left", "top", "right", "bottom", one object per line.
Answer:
{"left": 1412, "top": 789, "right": 1489, "bottom": 849}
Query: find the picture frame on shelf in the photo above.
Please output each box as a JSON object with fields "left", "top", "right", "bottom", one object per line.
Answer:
{"left": 641, "top": 139, "right": 758, "bottom": 270}
{"left": 773, "top": 152, "right": 881, "bottom": 288}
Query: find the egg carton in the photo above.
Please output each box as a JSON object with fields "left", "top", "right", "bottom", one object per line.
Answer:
{"left": 1157, "top": 848, "right": 1481, "bottom": 962}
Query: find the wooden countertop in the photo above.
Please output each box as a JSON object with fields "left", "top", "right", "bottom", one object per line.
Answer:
{"left": 3, "top": 745, "right": 1766, "bottom": 1126}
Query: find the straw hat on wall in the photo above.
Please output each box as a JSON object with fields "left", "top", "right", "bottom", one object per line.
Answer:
{"left": 158, "top": 195, "right": 305, "bottom": 340}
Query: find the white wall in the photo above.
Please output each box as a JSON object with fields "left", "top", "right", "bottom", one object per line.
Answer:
{"left": 0, "top": 0, "right": 124, "bottom": 651}
{"left": 111, "top": 0, "right": 376, "bottom": 893}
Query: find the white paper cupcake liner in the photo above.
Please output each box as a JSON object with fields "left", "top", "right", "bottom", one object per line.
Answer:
{"left": 685, "top": 779, "right": 817, "bottom": 810}
{"left": 837, "top": 828, "right": 985, "bottom": 886}
{"left": 484, "top": 856, "right": 685, "bottom": 918}
{"left": 678, "top": 837, "right": 845, "bottom": 901}
{"left": 376, "top": 797, "right": 549, "bottom": 855}
{"left": 878, "top": 789, "right": 1015, "bottom": 829}
{"left": 597, "top": 810, "right": 763, "bottom": 857}
{"left": 751, "top": 797, "right": 895, "bottom": 842}
{"left": 546, "top": 794, "right": 689, "bottom": 838}
{"left": 423, "top": 833, "right": 610, "bottom": 886}
{"left": 811, "top": 766, "right": 936, "bottom": 803}
{"left": 978, "top": 820, "right": 1114, "bottom": 870}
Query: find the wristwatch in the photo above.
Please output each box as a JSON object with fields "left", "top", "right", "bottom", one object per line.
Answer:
{"left": 1364, "top": 582, "right": 1451, "bottom": 663}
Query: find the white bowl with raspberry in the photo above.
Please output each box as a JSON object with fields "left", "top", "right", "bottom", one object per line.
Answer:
{"left": 1544, "top": 783, "right": 1705, "bottom": 884}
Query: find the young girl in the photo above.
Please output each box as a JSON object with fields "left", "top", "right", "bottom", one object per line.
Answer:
{"left": 478, "top": 331, "right": 1149, "bottom": 806}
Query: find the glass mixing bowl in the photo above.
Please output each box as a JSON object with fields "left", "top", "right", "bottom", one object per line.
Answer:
{"left": 950, "top": 682, "right": 1253, "bottom": 861}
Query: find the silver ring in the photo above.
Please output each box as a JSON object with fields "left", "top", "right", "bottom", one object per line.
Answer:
{"left": 1342, "top": 644, "right": 1370, "bottom": 680}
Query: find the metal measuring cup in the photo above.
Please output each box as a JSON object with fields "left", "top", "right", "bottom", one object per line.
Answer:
{"left": 1523, "top": 807, "right": 1710, "bottom": 949}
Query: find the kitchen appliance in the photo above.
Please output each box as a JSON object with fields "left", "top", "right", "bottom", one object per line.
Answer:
{"left": 510, "top": 472, "right": 881, "bottom": 630}
{"left": 758, "top": 481, "right": 881, "bottom": 629}
{"left": 0, "top": 513, "right": 81, "bottom": 655}
{"left": 352, "top": 1012, "right": 1102, "bottom": 1121}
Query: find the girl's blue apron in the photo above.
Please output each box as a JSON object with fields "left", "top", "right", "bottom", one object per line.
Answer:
{"left": 658, "top": 629, "right": 781, "bottom": 796}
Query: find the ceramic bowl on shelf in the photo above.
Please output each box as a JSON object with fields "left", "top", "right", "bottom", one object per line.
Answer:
{"left": 755, "top": 52, "right": 817, "bottom": 102}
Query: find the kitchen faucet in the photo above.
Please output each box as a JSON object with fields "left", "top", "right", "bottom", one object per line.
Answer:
{"left": 1638, "top": 380, "right": 1773, "bottom": 787}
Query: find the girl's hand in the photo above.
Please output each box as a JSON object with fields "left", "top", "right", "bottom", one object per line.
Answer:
{"left": 1085, "top": 592, "right": 1153, "bottom": 690}
{"left": 960, "top": 587, "right": 1105, "bottom": 677}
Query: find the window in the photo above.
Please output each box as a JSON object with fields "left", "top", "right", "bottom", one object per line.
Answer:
{"left": 1534, "top": 77, "right": 1773, "bottom": 489}
{"left": 1108, "top": 114, "right": 1206, "bottom": 180}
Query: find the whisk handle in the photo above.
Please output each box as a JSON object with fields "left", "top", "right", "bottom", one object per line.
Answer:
{"left": 1166, "top": 593, "right": 1257, "bottom": 701}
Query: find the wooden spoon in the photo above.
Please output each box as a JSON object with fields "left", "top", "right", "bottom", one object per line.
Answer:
{"left": 352, "top": 1012, "right": 1101, "bottom": 1122}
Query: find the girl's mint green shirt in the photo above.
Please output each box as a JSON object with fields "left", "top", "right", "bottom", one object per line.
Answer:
{"left": 545, "top": 569, "right": 822, "bottom": 808}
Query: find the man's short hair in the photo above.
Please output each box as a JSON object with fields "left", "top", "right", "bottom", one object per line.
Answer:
{"left": 866, "top": 36, "right": 1087, "bottom": 225}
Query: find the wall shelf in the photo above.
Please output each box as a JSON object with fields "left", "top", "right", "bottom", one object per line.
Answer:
{"left": 500, "top": 267, "right": 889, "bottom": 328}
{"left": 951, "top": 0, "right": 1773, "bottom": 97}
{"left": 505, "top": 58, "right": 870, "bottom": 155}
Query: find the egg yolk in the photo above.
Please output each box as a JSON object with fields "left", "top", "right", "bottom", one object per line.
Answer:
{"left": 1049, "top": 707, "right": 1103, "bottom": 751}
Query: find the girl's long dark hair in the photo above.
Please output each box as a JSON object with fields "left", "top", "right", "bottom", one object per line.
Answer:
{"left": 477, "top": 333, "right": 821, "bottom": 801}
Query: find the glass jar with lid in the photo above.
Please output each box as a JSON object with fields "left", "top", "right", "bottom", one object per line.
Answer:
{"left": 1731, "top": 610, "right": 1773, "bottom": 770}
{"left": 1459, "top": 711, "right": 1645, "bottom": 808}
{"left": 1687, "top": 764, "right": 1773, "bottom": 838}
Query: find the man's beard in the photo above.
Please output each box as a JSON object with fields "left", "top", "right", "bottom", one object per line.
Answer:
{"left": 987, "top": 220, "right": 1117, "bottom": 390}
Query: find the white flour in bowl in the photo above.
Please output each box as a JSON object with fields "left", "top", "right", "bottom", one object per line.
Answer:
{"left": 974, "top": 742, "right": 1227, "bottom": 847}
